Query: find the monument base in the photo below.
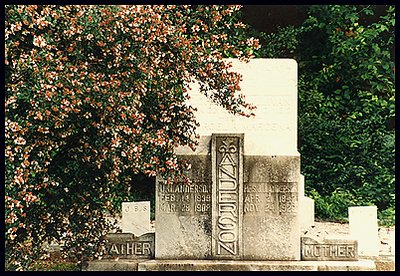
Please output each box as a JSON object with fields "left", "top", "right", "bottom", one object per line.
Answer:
{"left": 84, "top": 259, "right": 376, "bottom": 271}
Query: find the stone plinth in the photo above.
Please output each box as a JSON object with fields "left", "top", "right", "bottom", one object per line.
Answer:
{"left": 156, "top": 140, "right": 301, "bottom": 260}
{"left": 137, "top": 259, "right": 376, "bottom": 271}
{"left": 84, "top": 260, "right": 144, "bottom": 271}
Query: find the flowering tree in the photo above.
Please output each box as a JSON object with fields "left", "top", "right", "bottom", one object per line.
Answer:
{"left": 5, "top": 5, "right": 260, "bottom": 270}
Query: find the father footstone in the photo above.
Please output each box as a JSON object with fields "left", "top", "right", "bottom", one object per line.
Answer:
{"left": 156, "top": 59, "right": 300, "bottom": 260}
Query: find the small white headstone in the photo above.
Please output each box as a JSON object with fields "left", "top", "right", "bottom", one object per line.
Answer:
{"left": 298, "top": 175, "right": 315, "bottom": 232}
{"left": 300, "top": 197, "right": 315, "bottom": 232}
{"left": 121, "top": 201, "right": 151, "bottom": 237}
{"left": 348, "top": 206, "right": 379, "bottom": 256}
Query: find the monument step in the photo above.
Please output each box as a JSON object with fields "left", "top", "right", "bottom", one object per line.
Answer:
{"left": 138, "top": 259, "right": 376, "bottom": 271}
{"left": 84, "top": 259, "right": 376, "bottom": 271}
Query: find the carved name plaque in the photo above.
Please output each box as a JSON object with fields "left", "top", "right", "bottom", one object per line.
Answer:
{"left": 104, "top": 233, "right": 155, "bottom": 259}
{"left": 301, "top": 237, "right": 358, "bottom": 261}
{"left": 211, "top": 134, "right": 243, "bottom": 259}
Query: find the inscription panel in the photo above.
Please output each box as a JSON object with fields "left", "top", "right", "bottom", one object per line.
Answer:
{"left": 211, "top": 134, "right": 243, "bottom": 259}
{"left": 301, "top": 237, "right": 358, "bottom": 261}
{"left": 157, "top": 181, "right": 211, "bottom": 216}
{"left": 155, "top": 154, "right": 213, "bottom": 259}
{"left": 243, "top": 182, "right": 298, "bottom": 215}
{"left": 242, "top": 155, "right": 300, "bottom": 260}
{"left": 104, "top": 233, "right": 154, "bottom": 259}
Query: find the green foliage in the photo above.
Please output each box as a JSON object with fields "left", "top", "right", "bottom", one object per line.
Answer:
{"left": 254, "top": 25, "right": 301, "bottom": 58}
{"left": 5, "top": 5, "right": 260, "bottom": 270}
{"left": 255, "top": 5, "right": 395, "bottom": 224}
{"left": 378, "top": 204, "right": 395, "bottom": 227}
{"left": 308, "top": 188, "right": 361, "bottom": 222}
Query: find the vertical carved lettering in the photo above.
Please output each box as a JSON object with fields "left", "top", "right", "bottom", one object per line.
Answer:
{"left": 212, "top": 134, "right": 243, "bottom": 259}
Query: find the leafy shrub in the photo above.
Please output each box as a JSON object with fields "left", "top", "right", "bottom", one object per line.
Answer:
{"left": 5, "top": 5, "right": 260, "bottom": 270}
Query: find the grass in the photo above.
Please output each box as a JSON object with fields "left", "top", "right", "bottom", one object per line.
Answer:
{"left": 28, "top": 261, "right": 80, "bottom": 271}
{"left": 27, "top": 254, "right": 80, "bottom": 271}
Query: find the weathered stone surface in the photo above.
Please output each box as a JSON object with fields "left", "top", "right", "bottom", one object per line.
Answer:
{"left": 83, "top": 260, "right": 143, "bottom": 271}
{"left": 137, "top": 260, "right": 376, "bottom": 271}
{"left": 301, "top": 237, "right": 358, "bottom": 261}
{"left": 362, "top": 256, "right": 395, "bottom": 271}
{"left": 157, "top": 150, "right": 301, "bottom": 260}
{"left": 121, "top": 201, "right": 151, "bottom": 236}
{"left": 178, "top": 59, "right": 298, "bottom": 156}
{"left": 244, "top": 155, "right": 300, "bottom": 183}
{"left": 155, "top": 154, "right": 212, "bottom": 259}
{"left": 242, "top": 155, "right": 300, "bottom": 260}
{"left": 315, "top": 260, "right": 375, "bottom": 271}
{"left": 103, "top": 233, "right": 154, "bottom": 259}
{"left": 349, "top": 206, "right": 380, "bottom": 256}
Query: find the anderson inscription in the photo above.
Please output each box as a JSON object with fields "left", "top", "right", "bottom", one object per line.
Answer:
{"left": 212, "top": 134, "right": 243, "bottom": 258}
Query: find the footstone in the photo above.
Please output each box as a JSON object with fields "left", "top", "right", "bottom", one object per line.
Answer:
{"left": 298, "top": 174, "right": 315, "bottom": 232}
{"left": 299, "top": 197, "right": 315, "bottom": 232}
{"left": 301, "top": 237, "right": 358, "bottom": 261}
{"left": 348, "top": 206, "right": 379, "bottom": 256}
{"left": 121, "top": 201, "right": 151, "bottom": 237}
{"left": 103, "top": 233, "right": 155, "bottom": 259}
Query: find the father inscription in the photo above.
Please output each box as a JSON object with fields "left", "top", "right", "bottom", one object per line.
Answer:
{"left": 104, "top": 233, "right": 155, "bottom": 259}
